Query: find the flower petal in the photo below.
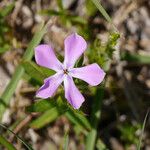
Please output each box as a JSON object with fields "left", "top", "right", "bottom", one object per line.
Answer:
{"left": 64, "top": 75, "right": 85, "bottom": 109}
{"left": 35, "top": 44, "right": 63, "bottom": 71}
{"left": 64, "top": 33, "right": 87, "bottom": 68}
{"left": 36, "top": 73, "right": 64, "bottom": 99}
{"left": 70, "top": 63, "right": 105, "bottom": 86}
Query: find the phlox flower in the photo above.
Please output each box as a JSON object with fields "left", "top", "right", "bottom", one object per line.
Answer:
{"left": 34, "top": 33, "right": 105, "bottom": 109}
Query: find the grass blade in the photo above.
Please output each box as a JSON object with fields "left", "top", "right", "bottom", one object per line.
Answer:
{"left": 137, "top": 109, "right": 150, "bottom": 150}
{"left": 91, "top": 0, "right": 117, "bottom": 31}
{"left": 26, "top": 99, "right": 55, "bottom": 113}
{"left": 63, "top": 133, "right": 69, "bottom": 150}
{"left": 0, "top": 22, "right": 47, "bottom": 121}
{"left": 92, "top": 0, "right": 112, "bottom": 23}
{"left": 65, "top": 110, "right": 91, "bottom": 131}
{"left": 85, "top": 86, "right": 104, "bottom": 150}
{"left": 121, "top": 52, "right": 150, "bottom": 64}
{"left": 22, "top": 61, "right": 45, "bottom": 83}
{"left": 30, "top": 107, "right": 62, "bottom": 129}
{"left": 0, "top": 135, "right": 16, "bottom": 150}
{"left": 0, "top": 123, "right": 34, "bottom": 150}
{"left": 27, "top": 99, "right": 91, "bottom": 130}
{"left": 22, "top": 61, "right": 55, "bottom": 84}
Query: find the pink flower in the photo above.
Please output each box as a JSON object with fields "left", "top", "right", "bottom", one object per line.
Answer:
{"left": 34, "top": 33, "right": 105, "bottom": 109}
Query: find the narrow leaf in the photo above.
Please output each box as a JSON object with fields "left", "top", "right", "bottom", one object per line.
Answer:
{"left": 137, "top": 109, "right": 150, "bottom": 150}
{"left": 85, "top": 86, "right": 104, "bottom": 150}
{"left": 26, "top": 99, "right": 55, "bottom": 113}
{"left": 0, "top": 135, "right": 16, "bottom": 150}
{"left": 91, "top": 0, "right": 112, "bottom": 23}
{"left": 121, "top": 52, "right": 150, "bottom": 64}
{"left": 75, "top": 55, "right": 84, "bottom": 68}
{"left": 63, "top": 133, "right": 69, "bottom": 150}
{"left": 27, "top": 99, "right": 91, "bottom": 130}
{"left": 57, "top": 0, "right": 64, "bottom": 11}
{"left": 22, "top": 61, "right": 45, "bottom": 83}
{"left": 0, "top": 124, "right": 34, "bottom": 150}
{"left": 65, "top": 110, "right": 91, "bottom": 131}
{"left": 30, "top": 107, "right": 61, "bottom": 129}
{"left": 0, "top": 22, "right": 47, "bottom": 121}
{"left": 22, "top": 61, "right": 55, "bottom": 83}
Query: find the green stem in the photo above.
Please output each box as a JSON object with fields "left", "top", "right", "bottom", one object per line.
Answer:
{"left": 85, "top": 85, "right": 104, "bottom": 150}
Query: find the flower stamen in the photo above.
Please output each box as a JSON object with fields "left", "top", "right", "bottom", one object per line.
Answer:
{"left": 63, "top": 69, "right": 69, "bottom": 74}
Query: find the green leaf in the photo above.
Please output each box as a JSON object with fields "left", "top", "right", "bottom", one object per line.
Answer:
{"left": 22, "top": 23, "right": 47, "bottom": 61}
{"left": 65, "top": 110, "right": 91, "bottom": 131}
{"left": 27, "top": 98, "right": 91, "bottom": 131}
{"left": 96, "top": 139, "right": 108, "bottom": 150}
{"left": 107, "top": 32, "right": 120, "bottom": 47}
{"left": 30, "top": 107, "right": 61, "bottom": 129}
{"left": 0, "top": 124, "right": 34, "bottom": 150}
{"left": 26, "top": 99, "right": 55, "bottom": 113}
{"left": 68, "top": 16, "right": 87, "bottom": 25}
{"left": 41, "top": 9, "right": 86, "bottom": 25}
{"left": 0, "top": 135, "right": 16, "bottom": 150}
{"left": 85, "top": 86, "right": 105, "bottom": 150}
{"left": 29, "top": 97, "right": 67, "bottom": 129}
{"left": 0, "top": 22, "right": 47, "bottom": 121}
{"left": 0, "top": 45, "right": 10, "bottom": 53}
{"left": 40, "top": 66, "right": 56, "bottom": 77}
{"left": 22, "top": 61, "right": 45, "bottom": 83}
{"left": 137, "top": 109, "right": 150, "bottom": 150}
{"left": 86, "top": 0, "right": 97, "bottom": 16}
{"left": 91, "top": 0, "right": 112, "bottom": 23}
{"left": 63, "top": 133, "right": 69, "bottom": 150}
{"left": 0, "top": 3, "right": 14, "bottom": 17}
{"left": 88, "top": 32, "right": 120, "bottom": 71}
{"left": 121, "top": 52, "right": 150, "bottom": 64}
{"left": 22, "top": 61, "right": 55, "bottom": 84}
{"left": 106, "top": 32, "right": 120, "bottom": 58}
{"left": 57, "top": 0, "right": 64, "bottom": 11}
{"left": 40, "top": 10, "right": 64, "bottom": 16}
{"left": 0, "top": 3, "right": 14, "bottom": 54}
{"left": 75, "top": 55, "right": 84, "bottom": 68}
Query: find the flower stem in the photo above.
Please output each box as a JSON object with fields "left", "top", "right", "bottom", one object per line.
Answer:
{"left": 85, "top": 85, "right": 104, "bottom": 150}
